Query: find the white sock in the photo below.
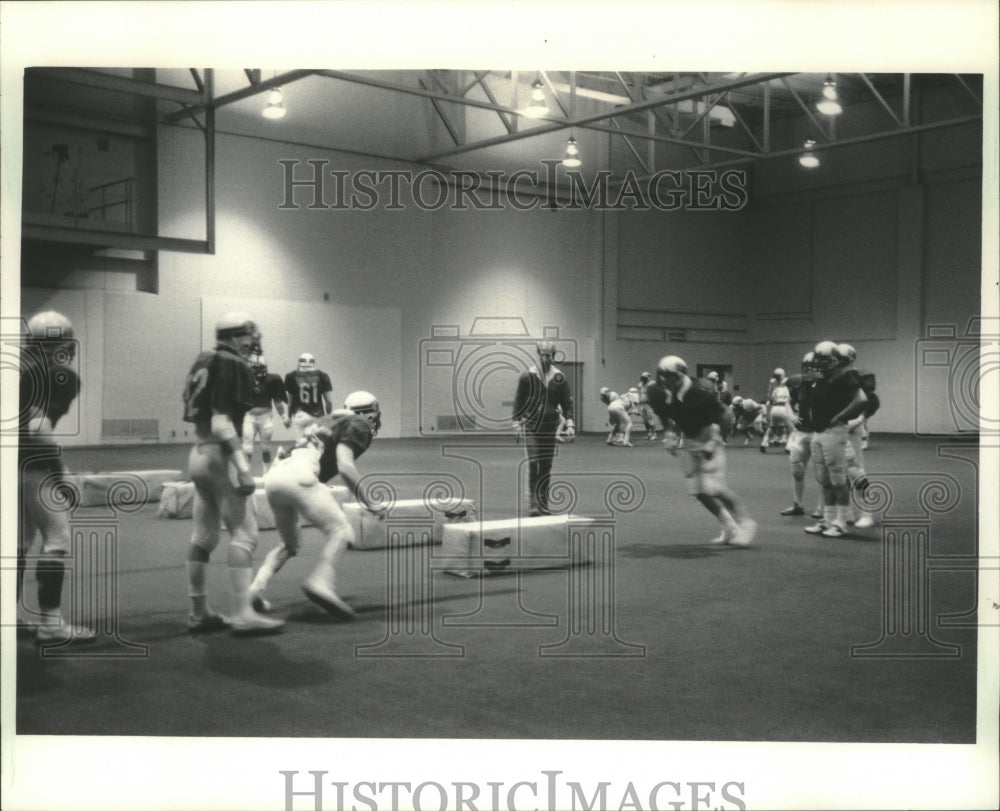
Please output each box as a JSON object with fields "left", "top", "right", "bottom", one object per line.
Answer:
{"left": 251, "top": 546, "right": 291, "bottom": 594}
{"left": 823, "top": 506, "right": 837, "bottom": 526}
{"left": 229, "top": 566, "right": 255, "bottom": 616}
{"left": 187, "top": 560, "right": 209, "bottom": 615}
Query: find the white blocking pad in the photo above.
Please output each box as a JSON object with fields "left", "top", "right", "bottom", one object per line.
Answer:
{"left": 440, "top": 514, "right": 595, "bottom": 577}
{"left": 345, "top": 498, "right": 478, "bottom": 550}
{"left": 68, "top": 469, "right": 183, "bottom": 507}
{"left": 157, "top": 481, "right": 354, "bottom": 527}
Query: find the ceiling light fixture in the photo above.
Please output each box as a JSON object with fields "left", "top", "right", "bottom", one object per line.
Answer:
{"left": 816, "top": 75, "right": 842, "bottom": 116}
{"left": 524, "top": 78, "right": 547, "bottom": 119}
{"left": 262, "top": 87, "right": 286, "bottom": 120}
{"left": 562, "top": 135, "right": 581, "bottom": 168}
{"left": 798, "top": 139, "right": 820, "bottom": 168}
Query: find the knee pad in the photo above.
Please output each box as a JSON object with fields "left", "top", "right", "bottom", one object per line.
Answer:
{"left": 229, "top": 529, "right": 258, "bottom": 557}
{"left": 853, "top": 475, "right": 870, "bottom": 495}
{"left": 190, "top": 530, "right": 220, "bottom": 555}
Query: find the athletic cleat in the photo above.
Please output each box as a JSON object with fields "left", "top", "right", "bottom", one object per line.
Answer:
{"left": 822, "top": 523, "right": 848, "bottom": 538}
{"left": 780, "top": 505, "right": 805, "bottom": 516}
{"left": 804, "top": 522, "right": 828, "bottom": 535}
{"left": 229, "top": 612, "right": 284, "bottom": 636}
{"left": 810, "top": 509, "right": 823, "bottom": 519}
{"left": 251, "top": 593, "right": 272, "bottom": 613}
{"left": 759, "top": 445, "right": 767, "bottom": 454}
{"left": 854, "top": 515, "right": 876, "bottom": 529}
{"left": 731, "top": 518, "right": 757, "bottom": 546}
{"left": 187, "top": 612, "right": 231, "bottom": 634}
{"left": 36, "top": 622, "right": 97, "bottom": 644}
{"left": 622, "top": 442, "right": 634, "bottom": 447}
{"left": 303, "top": 581, "right": 356, "bottom": 620}
{"left": 709, "top": 528, "right": 734, "bottom": 544}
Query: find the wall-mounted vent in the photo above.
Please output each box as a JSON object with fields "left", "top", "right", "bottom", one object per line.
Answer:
{"left": 102, "top": 419, "right": 159, "bottom": 440}
{"left": 436, "top": 414, "right": 478, "bottom": 431}
{"left": 667, "top": 330, "right": 688, "bottom": 342}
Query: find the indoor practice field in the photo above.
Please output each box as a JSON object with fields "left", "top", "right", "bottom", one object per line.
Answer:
{"left": 15, "top": 432, "right": 980, "bottom": 743}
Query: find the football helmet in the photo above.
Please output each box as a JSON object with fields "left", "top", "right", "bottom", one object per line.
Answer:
{"left": 656, "top": 355, "right": 688, "bottom": 388}
{"left": 706, "top": 371, "right": 719, "bottom": 382}
{"left": 345, "top": 390, "right": 381, "bottom": 435}
{"left": 731, "top": 395, "right": 744, "bottom": 408}
{"left": 26, "top": 310, "right": 76, "bottom": 362}
{"left": 772, "top": 367, "right": 785, "bottom": 379}
{"left": 812, "top": 341, "right": 843, "bottom": 373}
{"left": 640, "top": 371, "right": 651, "bottom": 381}
{"left": 216, "top": 312, "right": 258, "bottom": 357}
{"left": 599, "top": 386, "right": 611, "bottom": 403}
{"left": 298, "top": 353, "right": 317, "bottom": 372}
{"left": 837, "top": 343, "right": 857, "bottom": 364}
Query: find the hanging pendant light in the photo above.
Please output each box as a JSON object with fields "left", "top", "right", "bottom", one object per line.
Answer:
{"left": 524, "top": 78, "right": 547, "bottom": 119}
{"left": 562, "top": 135, "right": 581, "bottom": 167}
{"left": 816, "top": 75, "right": 842, "bottom": 116}
{"left": 262, "top": 87, "right": 286, "bottom": 119}
{"left": 798, "top": 139, "right": 820, "bottom": 168}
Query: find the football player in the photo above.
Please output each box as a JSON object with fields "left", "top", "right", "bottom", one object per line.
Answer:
{"left": 249, "top": 391, "right": 385, "bottom": 619}
{"left": 241, "top": 339, "right": 291, "bottom": 475}
{"left": 801, "top": 341, "right": 868, "bottom": 538}
{"left": 730, "top": 395, "right": 765, "bottom": 445}
{"left": 599, "top": 387, "right": 634, "bottom": 447}
{"left": 284, "top": 352, "right": 333, "bottom": 436}
{"left": 18, "top": 310, "right": 95, "bottom": 644}
{"left": 512, "top": 341, "right": 576, "bottom": 516}
{"left": 647, "top": 356, "right": 757, "bottom": 546}
{"left": 636, "top": 371, "right": 662, "bottom": 441}
{"left": 838, "top": 343, "right": 876, "bottom": 528}
{"left": 780, "top": 352, "right": 820, "bottom": 517}
{"left": 761, "top": 371, "right": 794, "bottom": 453}
{"left": 182, "top": 312, "right": 284, "bottom": 635}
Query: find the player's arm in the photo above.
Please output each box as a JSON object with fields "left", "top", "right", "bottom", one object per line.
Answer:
{"left": 831, "top": 388, "right": 868, "bottom": 427}
{"left": 334, "top": 442, "right": 382, "bottom": 515}
{"left": 558, "top": 382, "right": 576, "bottom": 439}
{"left": 511, "top": 374, "right": 530, "bottom": 438}
{"left": 211, "top": 410, "right": 255, "bottom": 493}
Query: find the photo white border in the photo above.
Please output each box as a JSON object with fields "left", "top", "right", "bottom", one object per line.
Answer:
{"left": 2, "top": 2, "right": 997, "bottom": 810}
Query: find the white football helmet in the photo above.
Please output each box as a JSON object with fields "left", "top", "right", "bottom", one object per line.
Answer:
{"left": 656, "top": 355, "right": 687, "bottom": 389}
{"left": 26, "top": 310, "right": 76, "bottom": 360}
{"left": 298, "top": 353, "right": 317, "bottom": 372}
{"left": 216, "top": 312, "right": 258, "bottom": 357}
{"left": 640, "top": 371, "right": 651, "bottom": 381}
{"left": 813, "top": 341, "right": 843, "bottom": 373}
{"left": 345, "top": 390, "right": 381, "bottom": 435}
{"left": 706, "top": 371, "right": 719, "bottom": 382}
{"left": 837, "top": 343, "right": 857, "bottom": 364}
{"left": 599, "top": 386, "right": 611, "bottom": 404}
{"left": 731, "top": 395, "right": 744, "bottom": 408}
{"left": 772, "top": 367, "right": 785, "bottom": 379}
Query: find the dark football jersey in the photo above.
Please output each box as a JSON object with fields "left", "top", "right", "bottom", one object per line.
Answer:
{"left": 299, "top": 414, "right": 374, "bottom": 483}
{"left": 248, "top": 359, "right": 271, "bottom": 408}
{"left": 285, "top": 369, "right": 332, "bottom": 417}
{"left": 182, "top": 346, "right": 255, "bottom": 431}
{"left": 807, "top": 367, "right": 863, "bottom": 432}
{"left": 648, "top": 378, "right": 725, "bottom": 438}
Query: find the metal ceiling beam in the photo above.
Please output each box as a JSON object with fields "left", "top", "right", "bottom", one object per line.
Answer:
{"left": 419, "top": 76, "right": 462, "bottom": 146}
{"left": 33, "top": 68, "right": 203, "bottom": 105}
{"left": 165, "top": 69, "right": 316, "bottom": 121}
{"left": 857, "top": 73, "right": 903, "bottom": 127}
{"left": 611, "top": 113, "right": 983, "bottom": 184}
{"left": 421, "top": 72, "right": 794, "bottom": 161}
